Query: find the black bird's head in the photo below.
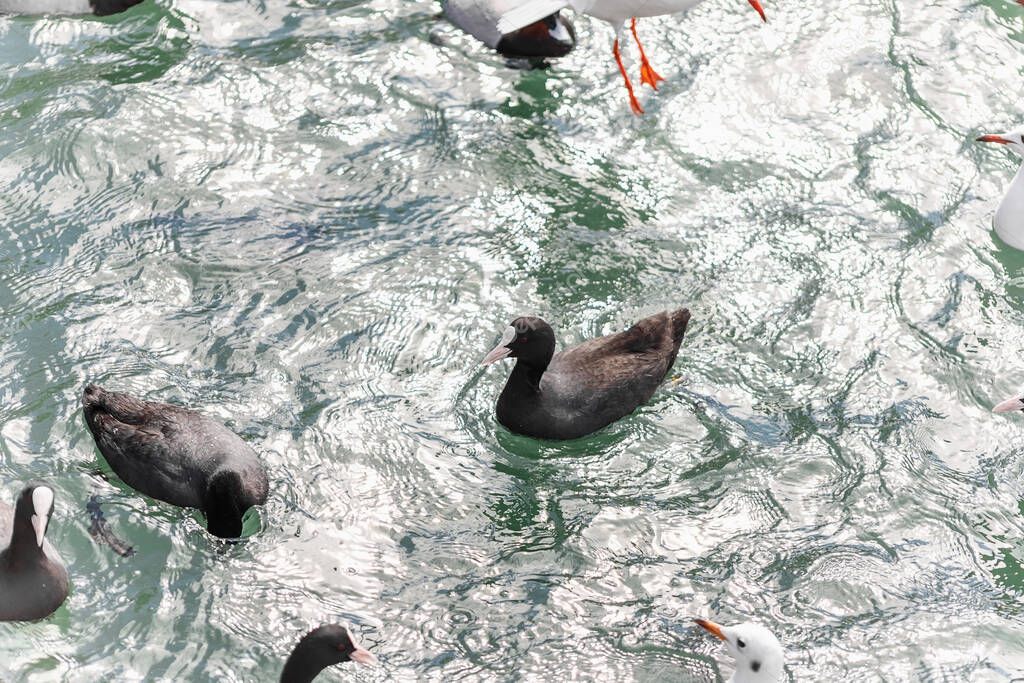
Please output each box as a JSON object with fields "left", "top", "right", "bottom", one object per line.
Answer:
{"left": 496, "top": 12, "right": 576, "bottom": 59}
{"left": 481, "top": 316, "right": 556, "bottom": 370}
{"left": 14, "top": 483, "right": 55, "bottom": 550}
{"left": 280, "top": 624, "right": 376, "bottom": 683}
{"left": 203, "top": 470, "right": 250, "bottom": 539}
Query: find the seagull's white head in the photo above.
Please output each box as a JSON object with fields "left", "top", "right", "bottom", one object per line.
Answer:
{"left": 696, "top": 619, "right": 784, "bottom": 683}
{"left": 977, "top": 127, "right": 1024, "bottom": 159}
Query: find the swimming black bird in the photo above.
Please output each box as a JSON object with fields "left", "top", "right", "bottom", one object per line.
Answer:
{"left": 443, "top": 0, "right": 576, "bottom": 59}
{"left": 82, "top": 384, "right": 269, "bottom": 539}
{"left": 280, "top": 624, "right": 376, "bottom": 683}
{"left": 0, "top": 483, "right": 69, "bottom": 622}
{"left": 481, "top": 309, "right": 691, "bottom": 439}
{"left": 0, "top": 0, "right": 143, "bottom": 16}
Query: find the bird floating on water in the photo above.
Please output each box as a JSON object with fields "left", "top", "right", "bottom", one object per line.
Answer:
{"left": 280, "top": 624, "right": 376, "bottom": 683}
{"left": 0, "top": 0, "right": 141, "bottom": 15}
{"left": 481, "top": 309, "right": 690, "bottom": 439}
{"left": 497, "top": 0, "right": 766, "bottom": 114}
{"left": 976, "top": 127, "right": 1024, "bottom": 251}
{"left": 444, "top": 0, "right": 577, "bottom": 59}
{"left": 695, "top": 618, "right": 784, "bottom": 683}
{"left": 0, "top": 483, "right": 69, "bottom": 622}
{"left": 82, "top": 384, "right": 269, "bottom": 539}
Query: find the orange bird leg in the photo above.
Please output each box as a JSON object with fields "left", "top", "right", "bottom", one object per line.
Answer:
{"left": 613, "top": 37, "right": 644, "bottom": 115}
{"left": 631, "top": 17, "right": 664, "bottom": 89}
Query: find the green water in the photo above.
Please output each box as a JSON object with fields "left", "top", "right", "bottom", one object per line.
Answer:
{"left": 2, "top": 0, "right": 1024, "bottom": 680}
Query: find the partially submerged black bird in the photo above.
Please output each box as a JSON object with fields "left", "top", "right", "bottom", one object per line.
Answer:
{"left": 443, "top": 0, "right": 576, "bottom": 59}
{"left": 0, "top": 0, "right": 143, "bottom": 16}
{"left": 82, "top": 384, "right": 269, "bottom": 539}
{"left": 482, "top": 309, "right": 691, "bottom": 439}
{"left": 0, "top": 483, "right": 69, "bottom": 622}
{"left": 280, "top": 624, "right": 376, "bottom": 683}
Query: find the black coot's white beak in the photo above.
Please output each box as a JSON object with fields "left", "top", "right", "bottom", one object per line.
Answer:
{"left": 481, "top": 326, "right": 516, "bottom": 366}
{"left": 349, "top": 644, "right": 377, "bottom": 665}
{"left": 993, "top": 395, "right": 1024, "bottom": 413}
{"left": 481, "top": 345, "right": 513, "bottom": 365}
{"left": 345, "top": 628, "right": 377, "bottom": 665}
{"left": 31, "top": 486, "right": 54, "bottom": 548}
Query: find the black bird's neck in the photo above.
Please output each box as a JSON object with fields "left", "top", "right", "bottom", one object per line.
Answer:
{"left": 279, "top": 648, "right": 328, "bottom": 683}
{"left": 507, "top": 358, "right": 547, "bottom": 395}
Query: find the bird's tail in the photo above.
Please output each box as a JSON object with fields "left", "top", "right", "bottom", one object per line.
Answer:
{"left": 496, "top": 0, "right": 570, "bottom": 34}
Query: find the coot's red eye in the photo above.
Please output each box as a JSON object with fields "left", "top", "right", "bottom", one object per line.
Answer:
{"left": 517, "top": 336, "right": 526, "bottom": 344}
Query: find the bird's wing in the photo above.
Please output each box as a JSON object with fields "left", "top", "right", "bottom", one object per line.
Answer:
{"left": 496, "top": 0, "right": 571, "bottom": 34}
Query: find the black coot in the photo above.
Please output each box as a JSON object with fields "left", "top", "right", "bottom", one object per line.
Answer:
{"left": 482, "top": 309, "right": 692, "bottom": 439}
{"left": 443, "top": 0, "right": 576, "bottom": 59}
{"left": 82, "top": 384, "right": 269, "bottom": 539}
{"left": 280, "top": 624, "right": 376, "bottom": 683}
{"left": 0, "top": 0, "right": 143, "bottom": 16}
{"left": 0, "top": 483, "right": 69, "bottom": 621}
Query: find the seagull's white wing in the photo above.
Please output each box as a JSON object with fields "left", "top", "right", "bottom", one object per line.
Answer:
{"left": 496, "top": 0, "right": 572, "bottom": 34}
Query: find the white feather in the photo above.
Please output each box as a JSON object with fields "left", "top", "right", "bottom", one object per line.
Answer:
{"left": 496, "top": 0, "right": 570, "bottom": 34}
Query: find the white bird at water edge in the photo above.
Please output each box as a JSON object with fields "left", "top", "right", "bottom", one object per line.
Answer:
{"left": 496, "top": 0, "right": 767, "bottom": 114}
{"left": 977, "top": 127, "right": 1024, "bottom": 251}
{"left": 695, "top": 618, "right": 784, "bottom": 682}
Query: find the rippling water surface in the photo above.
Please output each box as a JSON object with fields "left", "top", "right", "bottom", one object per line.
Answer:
{"left": 2, "top": 0, "right": 1024, "bottom": 679}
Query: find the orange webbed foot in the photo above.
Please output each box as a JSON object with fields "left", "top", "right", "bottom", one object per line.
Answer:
{"left": 639, "top": 61, "right": 664, "bottom": 90}
{"left": 631, "top": 18, "right": 665, "bottom": 91}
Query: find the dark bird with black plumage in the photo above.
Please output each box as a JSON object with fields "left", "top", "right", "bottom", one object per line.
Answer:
{"left": 0, "top": 0, "right": 143, "bottom": 15}
{"left": 0, "top": 483, "right": 69, "bottom": 622}
{"left": 82, "top": 384, "right": 269, "bottom": 539}
{"left": 280, "top": 624, "right": 376, "bottom": 683}
{"left": 481, "top": 309, "right": 691, "bottom": 439}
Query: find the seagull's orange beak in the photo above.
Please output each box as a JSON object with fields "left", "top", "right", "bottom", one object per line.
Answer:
{"left": 695, "top": 618, "right": 727, "bottom": 641}
{"left": 748, "top": 0, "right": 767, "bottom": 22}
{"left": 977, "top": 134, "right": 1012, "bottom": 145}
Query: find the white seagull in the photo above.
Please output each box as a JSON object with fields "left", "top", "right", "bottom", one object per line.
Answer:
{"left": 496, "top": 0, "right": 766, "bottom": 114}
{"left": 695, "top": 618, "right": 784, "bottom": 683}
{"left": 976, "top": 127, "right": 1024, "bottom": 251}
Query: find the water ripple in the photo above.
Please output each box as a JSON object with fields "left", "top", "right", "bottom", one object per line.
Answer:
{"left": 2, "top": 0, "right": 1024, "bottom": 680}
